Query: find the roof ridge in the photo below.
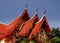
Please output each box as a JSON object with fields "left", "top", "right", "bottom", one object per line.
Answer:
{"left": 0, "top": 22, "right": 7, "bottom": 25}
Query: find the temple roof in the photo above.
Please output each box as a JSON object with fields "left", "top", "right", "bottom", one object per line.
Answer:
{"left": 0, "top": 8, "right": 30, "bottom": 40}
{"left": 19, "top": 13, "right": 39, "bottom": 37}
{"left": 0, "top": 8, "right": 51, "bottom": 40}
{"left": 8, "top": 8, "right": 30, "bottom": 28}
{"left": 28, "top": 14, "right": 51, "bottom": 40}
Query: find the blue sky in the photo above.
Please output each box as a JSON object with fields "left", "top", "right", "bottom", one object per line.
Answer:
{"left": 0, "top": 0, "right": 60, "bottom": 28}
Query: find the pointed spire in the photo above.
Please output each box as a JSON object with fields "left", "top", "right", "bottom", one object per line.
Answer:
{"left": 35, "top": 0, "right": 39, "bottom": 14}
{"left": 36, "top": 8, "right": 38, "bottom": 12}
{"left": 35, "top": 8, "right": 38, "bottom": 14}
{"left": 39, "top": 7, "right": 46, "bottom": 22}
{"left": 41, "top": 7, "right": 46, "bottom": 19}
{"left": 43, "top": 7, "right": 46, "bottom": 16}
{"left": 35, "top": 0, "right": 38, "bottom": 14}
{"left": 25, "top": 1, "right": 28, "bottom": 9}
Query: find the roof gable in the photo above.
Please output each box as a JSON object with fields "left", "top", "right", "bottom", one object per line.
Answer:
{"left": 19, "top": 13, "right": 39, "bottom": 37}
{"left": 0, "top": 9, "right": 30, "bottom": 40}
{"left": 29, "top": 15, "right": 51, "bottom": 40}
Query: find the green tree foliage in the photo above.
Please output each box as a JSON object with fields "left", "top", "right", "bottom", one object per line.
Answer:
{"left": 51, "top": 37, "right": 60, "bottom": 43}
{"left": 52, "top": 28, "right": 60, "bottom": 38}
{"left": 47, "top": 27, "right": 60, "bottom": 43}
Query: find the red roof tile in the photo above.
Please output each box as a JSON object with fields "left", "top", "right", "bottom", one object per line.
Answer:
{"left": 28, "top": 15, "right": 51, "bottom": 40}
{"left": 19, "top": 14, "right": 39, "bottom": 37}
{"left": 0, "top": 9, "right": 30, "bottom": 40}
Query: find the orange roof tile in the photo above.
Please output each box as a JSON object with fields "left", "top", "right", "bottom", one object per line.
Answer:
{"left": 8, "top": 9, "right": 30, "bottom": 28}
{"left": 0, "top": 9, "right": 30, "bottom": 40}
{"left": 19, "top": 14, "right": 39, "bottom": 37}
{"left": 28, "top": 15, "right": 51, "bottom": 40}
{"left": 0, "top": 23, "right": 7, "bottom": 33}
{"left": 0, "top": 23, "right": 7, "bottom": 40}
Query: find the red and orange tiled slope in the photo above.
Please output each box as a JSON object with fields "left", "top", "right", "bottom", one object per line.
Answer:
{"left": 0, "top": 23, "right": 7, "bottom": 33}
{"left": 8, "top": 9, "right": 30, "bottom": 29}
{"left": 0, "top": 9, "right": 51, "bottom": 40}
{"left": 0, "top": 23, "right": 7, "bottom": 40}
{"left": 29, "top": 15, "right": 51, "bottom": 40}
{"left": 0, "top": 9, "right": 30, "bottom": 40}
{"left": 19, "top": 13, "right": 39, "bottom": 37}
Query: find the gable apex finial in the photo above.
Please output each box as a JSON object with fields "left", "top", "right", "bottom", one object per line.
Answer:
{"left": 36, "top": 8, "right": 38, "bottom": 12}
{"left": 35, "top": 7, "right": 38, "bottom": 15}
{"left": 25, "top": 1, "right": 28, "bottom": 9}
{"left": 43, "top": 6, "right": 46, "bottom": 14}
{"left": 43, "top": 6, "right": 46, "bottom": 17}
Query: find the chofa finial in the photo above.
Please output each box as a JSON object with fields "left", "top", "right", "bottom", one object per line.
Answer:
{"left": 35, "top": 8, "right": 38, "bottom": 15}
{"left": 43, "top": 6, "right": 46, "bottom": 14}
{"left": 25, "top": 1, "right": 28, "bottom": 9}
{"left": 36, "top": 8, "right": 38, "bottom": 12}
{"left": 43, "top": 6, "right": 46, "bottom": 17}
